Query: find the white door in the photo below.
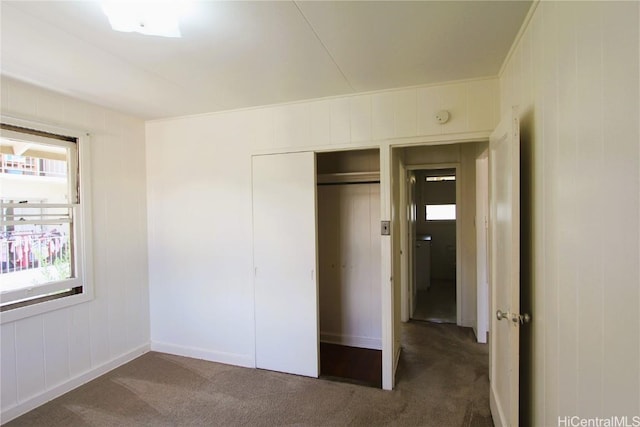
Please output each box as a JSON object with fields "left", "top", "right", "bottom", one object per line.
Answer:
{"left": 489, "top": 108, "right": 523, "bottom": 427}
{"left": 252, "top": 152, "right": 319, "bottom": 377}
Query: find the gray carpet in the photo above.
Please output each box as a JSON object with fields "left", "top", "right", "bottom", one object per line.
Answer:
{"left": 412, "top": 280, "right": 457, "bottom": 323}
{"left": 5, "top": 322, "right": 491, "bottom": 427}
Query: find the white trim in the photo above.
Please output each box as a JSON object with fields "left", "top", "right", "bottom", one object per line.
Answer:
{"left": 250, "top": 131, "right": 493, "bottom": 157}
{"left": 0, "top": 344, "right": 149, "bottom": 424}
{"left": 150, "top": 341, "right": 255, "bottom": 369}
{"left": 403, "top": 162, "right": 462, "bottom": 325}
{"left": 0, "top": 116, "right": 94, "bottom": 324}
{"left": 490, "top": 383, "right": 507, "bottom": 427}
{"left": 320, "top": 333, "right": 382, "bottom": 351}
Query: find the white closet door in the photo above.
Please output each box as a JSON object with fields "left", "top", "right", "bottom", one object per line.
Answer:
{"left": 252, "top": 152, "right": 319, "bottom": 377}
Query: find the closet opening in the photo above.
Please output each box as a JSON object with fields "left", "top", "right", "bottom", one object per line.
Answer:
{"left": 316, "top": 149, "right": 382, "bottom": 388}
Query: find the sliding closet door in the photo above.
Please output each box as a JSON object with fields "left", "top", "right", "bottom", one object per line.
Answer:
{"left": 252, "top": 152, "right": 319, "bottom": 377}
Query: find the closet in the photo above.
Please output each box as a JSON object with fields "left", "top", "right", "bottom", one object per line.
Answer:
{"left": 316, "top": 149, "right": 382, "bottom": 387}
{"left": 252, "top": 152, "right": 319, "bottom": 377}
{"left": 251, "top": 149, "right": 382, "bottom": 386}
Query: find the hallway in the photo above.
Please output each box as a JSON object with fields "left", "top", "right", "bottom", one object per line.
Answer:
{"left": 412, "top": 280, "right": 457, "bottom": 323}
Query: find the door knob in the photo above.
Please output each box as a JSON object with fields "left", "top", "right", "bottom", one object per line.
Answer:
{"left": 512, "top": 313, "right": 531, "bottom": 324}
{"left": 496, "top": 309, "right": 509, "bottom": 321}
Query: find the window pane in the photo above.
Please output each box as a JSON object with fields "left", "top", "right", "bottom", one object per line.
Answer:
{"left": 0, "top": 139, "right": 70, "bottom": 204}
{"left": 426, "top": 204, "right": 456, "bottom": 220}
{"left": 0, "top": 128, "right": 79, "bottom": 312}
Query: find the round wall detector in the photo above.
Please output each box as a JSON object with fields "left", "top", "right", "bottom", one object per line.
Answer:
{"left": 435, "top": 110, "right": 450, "bottom": 124}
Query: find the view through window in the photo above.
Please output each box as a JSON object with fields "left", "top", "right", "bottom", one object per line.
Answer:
{"left": 1, "top": 123, "right": 84, "bottom": 312}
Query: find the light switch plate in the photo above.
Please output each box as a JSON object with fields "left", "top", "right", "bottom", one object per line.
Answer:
{"left": 381, "top": 220, "right": 390, "bottom": 235}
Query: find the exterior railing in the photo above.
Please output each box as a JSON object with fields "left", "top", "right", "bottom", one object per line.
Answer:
{"left": 0, "top": 232, "right": 69, "bottom": 274}
{"left": 0, "top": 154, "right": 66, "bottom": 178}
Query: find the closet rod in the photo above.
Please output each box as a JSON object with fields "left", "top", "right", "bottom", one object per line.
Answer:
{"left": 317, "top": 180, "right": 380, "bottom": 186}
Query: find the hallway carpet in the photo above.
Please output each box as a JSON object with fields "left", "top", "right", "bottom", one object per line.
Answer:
{"left": 413, "top": 280, "right": 457, "bottom": 323}
{"left": 6, "top": 322, "right": 491, "bottom": 427}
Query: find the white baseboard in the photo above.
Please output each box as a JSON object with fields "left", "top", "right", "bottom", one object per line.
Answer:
{"left": 1, "top": 343, "right": 149, "bottom": 424}
{"left": 320, "top": 332, "right": 382, "bottom": 350}
{"left": 150, "top": 341, "right": 255, "bottom": 368}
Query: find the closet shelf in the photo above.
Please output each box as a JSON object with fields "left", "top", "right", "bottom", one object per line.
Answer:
{"left": 317, "top": 171, "right": 380, "bottom": 184}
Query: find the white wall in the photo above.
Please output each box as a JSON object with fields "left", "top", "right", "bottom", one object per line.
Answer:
{"left": 146, "top": 78, "right": 499, "bottom": 369}
{"left": 318, "top": 183, "right": 382, "bottom": 350}
{"left": 499, "top": 2, "right": 639, "bottom": 424}
{"left": 0, "top": 77, "right": 150, "bottom": 422}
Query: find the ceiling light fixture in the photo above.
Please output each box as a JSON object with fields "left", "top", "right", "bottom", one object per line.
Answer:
{"left": 101, "top": 1, "right": 192, "bottom": 38}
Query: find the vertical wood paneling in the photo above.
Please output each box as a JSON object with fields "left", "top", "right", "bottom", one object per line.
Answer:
{"left": 309, "top": 100, "right": 331, "bottom": 147}
{"left": 416, "top": 86, "right": 441, "bottom": 136}
{"left": 437, "top": 83, "right": 468, "bottom": 134}
{"left": 468, "top": 80, "right": 497, "bottom": 132}
{"left": 368, "top": 184, "right": 382, "bottom": 339}
{"left": 42, "top": 310, "right": 70, "bottom": 388}
{"left": 529, "top": 8, "right": 546, "bottom": 424}
{"left": 318, "top": 183, "right": 381, "bottom": 347}
{"left": 1, "top": 323, "right": 18, "bottom": 411}
{"left": 500, "top": 0, "right": 640, "bottom": 423}
{"left": 600, "top": 2, "right": 640, "bottom": 416}
{"left": 68, "top": 304, "right": 92, "bottom": 377}
{"left": 274, "top": 103, "right": 310, "bottom": 148}
{"left": 574, "top": 2, "right": 605, "bottom": 418}
{"left": 555, "top": 1, "right": 578, "bottom": 415}
{"left": 541, "top": 3, "right": 560, "bottom": 425}
{"left": 350, "top": 95, "right": 371, "bottom": 142}
{"left": 372, "top": 92, "right": 395, "bottom": 140}
{"left": 394, "top": 89, "right": 417, "bottom": 138}
{"left": 88, "top": 133, "right": 113, "bottom": 367}
{"left": 1, "top": 76, "right": 149, "bottom": 420}
{"left": 15, "top": 317, "right": 45, "bottom": 401}
{"left": 330, "top": 97, "right": 350, "bottom": 144}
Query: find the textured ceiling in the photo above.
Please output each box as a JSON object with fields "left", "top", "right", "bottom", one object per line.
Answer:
{"left": 0, "top": 1, "right": 531, "bottom": 119}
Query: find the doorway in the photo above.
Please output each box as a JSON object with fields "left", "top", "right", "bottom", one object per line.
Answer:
{"left": 395, "top": 142, "right": 489, "bottom": 340}
{"left": 411, "top": 168, "right": 458, "bottom": 323}
{"left": 316, "top": 149, "right": 382, "bottom": 388}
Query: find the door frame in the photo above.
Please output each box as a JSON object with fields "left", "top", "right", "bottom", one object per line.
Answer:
{"left": 400, "top": 162, "right": 461, "bottom": 325}
{"left": 386, "top": 136, "right": 490, "bottom": 390}
{"left": 476, "top": 148, "right": 490, "bottom": 343}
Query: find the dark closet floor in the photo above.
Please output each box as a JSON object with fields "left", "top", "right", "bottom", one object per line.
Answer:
{"left": 319, "top": 342, "right": 382, "bottom": 388}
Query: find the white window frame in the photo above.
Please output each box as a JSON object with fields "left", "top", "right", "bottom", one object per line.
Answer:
{"left": 0, "top": 117, "right": 93, "bottom": 324}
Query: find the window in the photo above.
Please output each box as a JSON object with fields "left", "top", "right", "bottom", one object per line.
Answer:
{"left": 425, "top": 204, "right": 456, "bottom": 221}
{"left": 1, "top": 121, "right": 92, "bottom": 321}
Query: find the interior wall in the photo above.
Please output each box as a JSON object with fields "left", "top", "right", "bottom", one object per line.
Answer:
{"left": 0, "top": 77, "right": 150, "bottom": 421}
{"left": 146, "top": 78, "right": 499, "bottom": 371}
{"left": 317, "top": 183, "right": 381, "bottom": 349}
{"left": 316, "top": 149, "right": 379, "bottom": 174}
{"left": 499, "top": 2, "right": 639, "bottom": 424}
{"left": 402, "top": 143, "right": 478, "bottom": 328}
